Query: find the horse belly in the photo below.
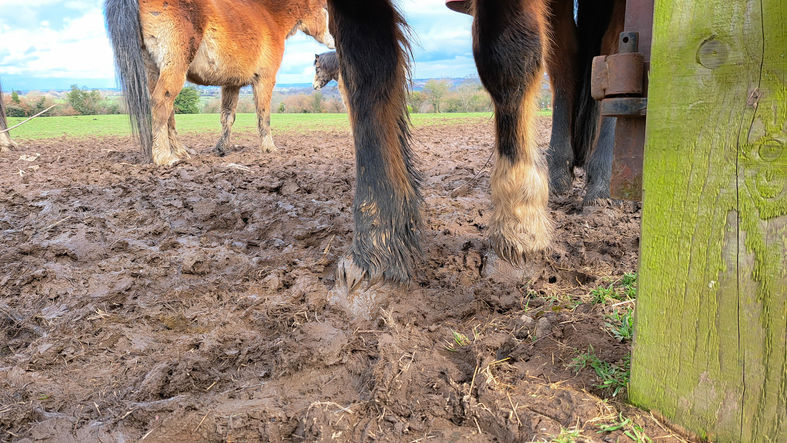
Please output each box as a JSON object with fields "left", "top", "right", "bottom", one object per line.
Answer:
{"left": 188, "top": 30, "right": 263, "bottom": 87}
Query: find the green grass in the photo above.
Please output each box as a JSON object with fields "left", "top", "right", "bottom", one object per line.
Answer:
{"left": 605, "top": 307, "right": 635, "bottom": 342}
{"left": 589, "top": 272, "right": 638, "bottom": 304}
{"left": 552, "top": 427, "right": 583, "bottom": 443}
{"left": 597, "top": 413, "right": 652, "bottom": 443}
{"left": 2, "top": 111, "right": 549, "bottom": 141}
{"left": 570, "top": 348, "right": 630, "bottom": 397}
{"left": 5, "top": 110, "right": 553, "bottom": 140}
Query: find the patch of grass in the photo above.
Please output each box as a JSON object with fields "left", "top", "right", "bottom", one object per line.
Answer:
{"left": 589, "top": 272, "right": 638, "bottom": 304}
{"left": 590, "top": 285, "right": 616, "bottom": 304}
{"left": 552, "top": 426, "right": 583, "bottom": 443}
{"left": 6, "top": 112, "right": 503, "bottom": 140}
{"left": 605, "top": 307, "right": 635, "bottom": 342}
{"left": 444, "top": 330, "right": 471, "bottom": 352}
{"left": 620, "top": 272, "right": 637, "bottom": 299}
{"left": 570, "top": 348, "right": 630, "bottom": 397}
{"left": 597, "top": 413, "right": 652, "bottom": 443}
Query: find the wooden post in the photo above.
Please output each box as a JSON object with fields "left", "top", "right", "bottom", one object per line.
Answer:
{"left": 629, "top": 0, "right": 785, "bottom": 441}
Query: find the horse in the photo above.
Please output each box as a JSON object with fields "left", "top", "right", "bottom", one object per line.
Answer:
{"left": 327, "top": 0, "right": 623, "bottom": 292}
{"left": 312, "top": 51, "right": 350, "bottom": 116}
{"left": 447, "top": 0, "right": 625, "bottom": 204}
{"left": 0, "top": 80, "right": 16, "bottom": 152}
{"left": 105, "top": 0, "right": 335, "bottom": 165}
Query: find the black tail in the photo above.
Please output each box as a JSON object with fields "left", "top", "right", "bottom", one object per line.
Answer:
{"left": 0, "top": 79, "right": 8, "bottom": 131}
{"left": 105, "top": 0, "right": 152, "bottom": 160}
{"left": 571, "top": 0, "right": 615, "bottom": 166}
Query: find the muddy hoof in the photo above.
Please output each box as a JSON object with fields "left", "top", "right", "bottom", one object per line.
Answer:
{"left": 582, "top": 187, "right": 611, "bottom": 207}
{"left": 331, "top": 255, "right": 395, "bottom": 320}
{"left": 481, "top": 250, "right": 539, "bottom": 285}
{"left": 548, "top": 170, "right": 573, "bottom": 196}
{"left": 213, "top": 145, "right": 227, "bottom": 157}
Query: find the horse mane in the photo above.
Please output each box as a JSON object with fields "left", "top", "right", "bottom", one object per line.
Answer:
{"left": 316, "top": 51, "right": 340, "bottom": 77}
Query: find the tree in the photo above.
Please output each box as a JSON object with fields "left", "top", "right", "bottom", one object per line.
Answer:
{"left": 422, "top": 79, "right": 450, "bottom": 113}
{"left": 66, "top": 85, "right": 103, "bottom": 115}
{"left": 174, "top": 86, "right": 200, "bottom": 114}
{"left": 408, "top": 90, "right": 427, "bottom": 113}
{"left": 11, "top": 90, "right": 20, "bottom": 104}
{"left": 310, "top": 91, "right": 324, "bottom": 113}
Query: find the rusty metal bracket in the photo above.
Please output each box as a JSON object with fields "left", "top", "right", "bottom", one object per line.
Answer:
{"left": 591, "top": 15, "right": 652, "bottom": 202}
{"left": 591, "top": 32, "right": 646, "bottom": 108}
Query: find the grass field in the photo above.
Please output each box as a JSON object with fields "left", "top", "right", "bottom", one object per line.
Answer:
{"left": 5, "top": 111, "right": 551, "bottom": 140}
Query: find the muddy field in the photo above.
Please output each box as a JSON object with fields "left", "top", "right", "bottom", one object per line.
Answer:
{"left": 1, "top": 119, "right": 688, "bottom": 442}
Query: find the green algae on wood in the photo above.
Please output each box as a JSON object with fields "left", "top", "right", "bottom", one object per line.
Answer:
{"left": 629, "top": 0, "right": 785, "bottom": 441}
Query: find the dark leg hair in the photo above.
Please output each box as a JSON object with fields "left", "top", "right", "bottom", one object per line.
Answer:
{"left": 545, "top": 0, "right": 579, "bottom": 196}
{"left": 572, "top": 0, "right": 615, "bottom": 169}
{"left": 583, "top": 116, "right": 615, "bottom": 204}
{"left": 473, "top": 0, "right": 552, "bottom": 264}
{"left": 328, "top": 0, "right": 422, "bottom": 287}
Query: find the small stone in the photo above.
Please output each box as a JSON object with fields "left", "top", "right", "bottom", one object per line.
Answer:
{"left": 535, "top": 317, "right": 552, "bottom": 339}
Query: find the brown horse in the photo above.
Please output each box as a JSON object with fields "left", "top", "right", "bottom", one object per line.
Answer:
{"left": 327, "top": 0, "right": 624, "bottom": 291}
{"left": 105, "top": 0, "right": 335, "bottom": 165}
{"left": 0, "top": 80, "right": 16, "bottom": 152}
{"left": 447, "top": 0, "right": 625, "bottom": 204}
{"left": 313, "top": 51, "right": 350, "bottom": 115}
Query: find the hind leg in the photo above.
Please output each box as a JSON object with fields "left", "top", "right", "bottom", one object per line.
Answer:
{"left": 473, "top": 0, "right": 552, "bottom": 264}
{"left": 167, "top": 110, "right": 190, "bottom": 159}
{"left": 545, "top": 0, "right": 579, "bottom": 196}
{"left": 213, "top": 85, "right": 240, "bottom": 156}
{"left": 583, "top": 116, "right": 615, "bottom": 204}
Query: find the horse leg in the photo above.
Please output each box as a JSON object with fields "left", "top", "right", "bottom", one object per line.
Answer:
{"left": 583, "top": 116, "right": 615, "bottom": 204}
{"left": 252, "top": 74, "right": 277, "bottom": 153}
{"left": 167, "top": 110, "right": 190, "bottom": 159}
{"left": 213, "top": 85, "right": 240, "bottom": 156}
{"left": 473, "top": 0, "right": 552, "bottom": 264}
{"left": 328, "top": 0, "right": 421, "bottom": 288}
{"left": 148, "top": 64, "right": 187, "bottom": 165}
{"left": 582, "top": 0, "right": 624, "bottom": 204}
{"left": 545, "top": 0, "right": 579, "bottom": 196}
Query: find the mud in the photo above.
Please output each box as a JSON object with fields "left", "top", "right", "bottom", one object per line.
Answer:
{"left": 1, "top": 119, "right": 688, "bottom": 441}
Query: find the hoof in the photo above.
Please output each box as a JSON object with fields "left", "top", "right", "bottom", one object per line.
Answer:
{"left": 330, "top": 255, "right": 392, "bottom": 320}
{"left": 489, "top": 215, "right": 551, "bottom": 267}
{"left": 582, "top": 187, "right": 611, "bottom": 207}
{"left": 0, "top": 135, "right": 16, "bottom": 152}
{"left": 262, "top": 144, "right": 278, "bottom": 153}
{"left": 153, "top": 151, "right": 181, "bottom": 166}
{"left": 213, "top": 145, "right": 227, "bottom": 157}
{"left": 481, "top": 250, "right": 539, "bottom": 285}
{"left": 548, "top": 167, "right": 574, "bottom": 196}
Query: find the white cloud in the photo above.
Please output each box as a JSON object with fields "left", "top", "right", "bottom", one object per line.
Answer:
{"left": 0, "top": 0, "right": 478, "bottom": 88}
{"left": 0, "top": 7, "right": 114, "bottom": 79}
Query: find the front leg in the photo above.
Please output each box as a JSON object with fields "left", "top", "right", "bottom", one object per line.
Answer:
{"left": 473, "top": 0, "right": 552, "bottom": 264}
{"left": 328, "top": 0, "right": 422, "bottom": 287}
{"left": 252, "top": 75, "right": 277, "bottom": 153}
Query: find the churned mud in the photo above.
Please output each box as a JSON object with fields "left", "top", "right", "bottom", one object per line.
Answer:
{"left": 1, "top": 118, "right": 688, "bottom": 441}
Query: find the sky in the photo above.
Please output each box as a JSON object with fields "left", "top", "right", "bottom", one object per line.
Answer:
{"left": 0, "top": 0, "right": 476, "bottom": 92}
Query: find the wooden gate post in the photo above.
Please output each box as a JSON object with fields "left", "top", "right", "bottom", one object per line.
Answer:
{"left": 629, "top": 0, "right": 785, "bottom": 441}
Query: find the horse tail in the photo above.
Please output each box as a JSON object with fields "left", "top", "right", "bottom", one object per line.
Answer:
{"left": 105, "top": 0, "right": 152, "bottom": 160}
{"left": 571, "top": 0, "right": 615, "bottom": 166}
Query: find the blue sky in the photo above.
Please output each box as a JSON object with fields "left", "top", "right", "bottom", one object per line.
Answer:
{"left": 0, "top": 0, "right": 476, "bottom": 91}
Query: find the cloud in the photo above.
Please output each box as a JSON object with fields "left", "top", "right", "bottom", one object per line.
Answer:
{"left": 0, "top": 0, "right": 480, "bottom": 90}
